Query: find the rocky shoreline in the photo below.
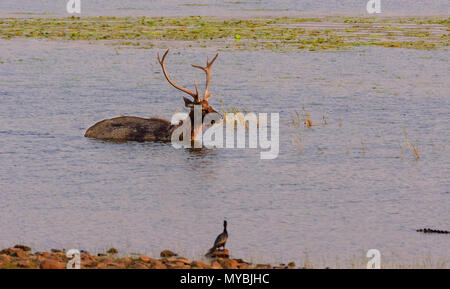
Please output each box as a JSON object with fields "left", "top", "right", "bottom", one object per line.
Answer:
{"left": 0, "top": 245, "right": 296, "bottom": 269}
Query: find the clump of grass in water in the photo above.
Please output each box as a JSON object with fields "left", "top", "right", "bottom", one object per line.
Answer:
{"left": 285, "top": 111, "right": 302, "bottom": 128}
{"left": 402, "top": 126, "right": 411, "bottom": 150}
{"left": 322, "top": 112, "right": 327, "bottom": 125}
{"left": 302, "top": 107, "right": 312, "bottom": 128}
{"left": 290, "top": 134, "right": 304, "bottom": 152}
{"left": 412, "top": 144, "right": 420, "bottom": 160}
{"left": 402, "top": 127, "right": 420, "bottom": 160}
{"left": 286, "top": 109, "right": 330, "bottom": 129}
{"left": 220, "top": 104, "right": 256, "bottom": 129}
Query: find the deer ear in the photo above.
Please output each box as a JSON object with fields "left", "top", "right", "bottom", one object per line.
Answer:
{"left": 183, "top": 97, "right": 195, "bottom": 108}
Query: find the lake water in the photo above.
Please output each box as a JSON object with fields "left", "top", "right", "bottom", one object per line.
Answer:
{"left": 0, "top": 19, "right": 449, "bottom": 267}
{"left": 0, "top": 0, "right": 449, "bottom": 17}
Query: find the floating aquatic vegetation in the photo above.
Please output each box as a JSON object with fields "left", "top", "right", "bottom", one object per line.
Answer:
{"left": 0, "top": 16, "right": 447, "bottom": 51}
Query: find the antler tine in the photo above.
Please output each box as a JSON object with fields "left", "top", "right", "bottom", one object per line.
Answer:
{"left": 194, "top": 80, "right": 199, "bottom": 97}
{"left": 205, "top": 92, "right": 213, "bottom": 102}
{"left": 207, "top": 53, "right": 219, "bottom": 68}
{"left": 157, "top": 49, "right": 200, "bottom": 102}
{"left": 191, "top": 53, "right": 219, "bottom": 101}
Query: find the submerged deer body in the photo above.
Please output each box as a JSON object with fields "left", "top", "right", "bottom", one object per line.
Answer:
{"left": 84, "top": 49, "right": 219, "bottom": 142}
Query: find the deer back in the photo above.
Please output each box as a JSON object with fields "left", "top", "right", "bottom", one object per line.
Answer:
{"left": 85, "top": 116, "right": 175, "bottom": 142}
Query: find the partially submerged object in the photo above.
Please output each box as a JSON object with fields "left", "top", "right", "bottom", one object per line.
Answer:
{"left": 85, "top": 49, "right": 219, "bottom": 142}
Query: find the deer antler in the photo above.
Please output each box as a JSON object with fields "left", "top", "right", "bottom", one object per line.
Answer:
{"left": 157, "top": 49, "right": 201, "bottom": 102}
{"left": 191, "top": 53, "right": 219, "bottom": 101}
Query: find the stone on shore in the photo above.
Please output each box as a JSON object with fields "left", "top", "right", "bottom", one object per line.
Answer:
{"left": 139, "top": 255, "right": 158, "bottom": 263}
{"left": 206, "top": 249, "right": 229, "bottom": 259}
{"left": 210, "top": 261, "right": 223, "bottom": 269}
{"left": 14, "top": 245, "right": 32, "bottom": 252}
{"left": 218, "top": 258, "right": 239, "bottom": 269}
{"left": 1, "top": 248, "right": 27, "bottom": 258}
{"left": 160, "top": 250, "right": 177, "bottom": 258}
{"left": 128, "top": 262, "right": 149, "bottom": 269}
{"left": 40, "top": 259, "right": 66, "bottom": 269}
{"left": 191, "top": 261, "right": 210, "bottom": 269}
{"left": 107, "top": 248, "right": 118, "bottom": 255}
{"left": 176, "top": 257, "right": 190, "bottom": 265}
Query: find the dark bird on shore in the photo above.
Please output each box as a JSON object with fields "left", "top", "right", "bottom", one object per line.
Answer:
{"left": 206, "top": 220, "right": 228, "bottom": 256}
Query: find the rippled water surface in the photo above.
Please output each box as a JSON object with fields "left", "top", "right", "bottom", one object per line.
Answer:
{"left": 0, "top": 38, "right": 449, "bottom": 266}
{"left": 0, "top": 0, "right": 449, "bottom": 17}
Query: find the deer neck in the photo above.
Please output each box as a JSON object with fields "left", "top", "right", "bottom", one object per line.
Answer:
{"left": 191, "top": 123, "right": 203, "bottom": 141}
{"left": 189, "top": 110, "right": 203, "bottom": 141}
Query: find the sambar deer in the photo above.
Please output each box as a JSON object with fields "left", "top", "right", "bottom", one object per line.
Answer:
{"left": 84, "top": 49, "right": 219, "bottom": 142}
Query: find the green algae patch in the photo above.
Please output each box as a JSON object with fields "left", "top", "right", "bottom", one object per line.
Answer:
{"left": 0, "top": 16, "right": 448, "bottom": 51}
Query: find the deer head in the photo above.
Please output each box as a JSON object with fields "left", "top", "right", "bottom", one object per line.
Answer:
{"left": 157, "top": 49, "right": 219, "bottom": 125}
